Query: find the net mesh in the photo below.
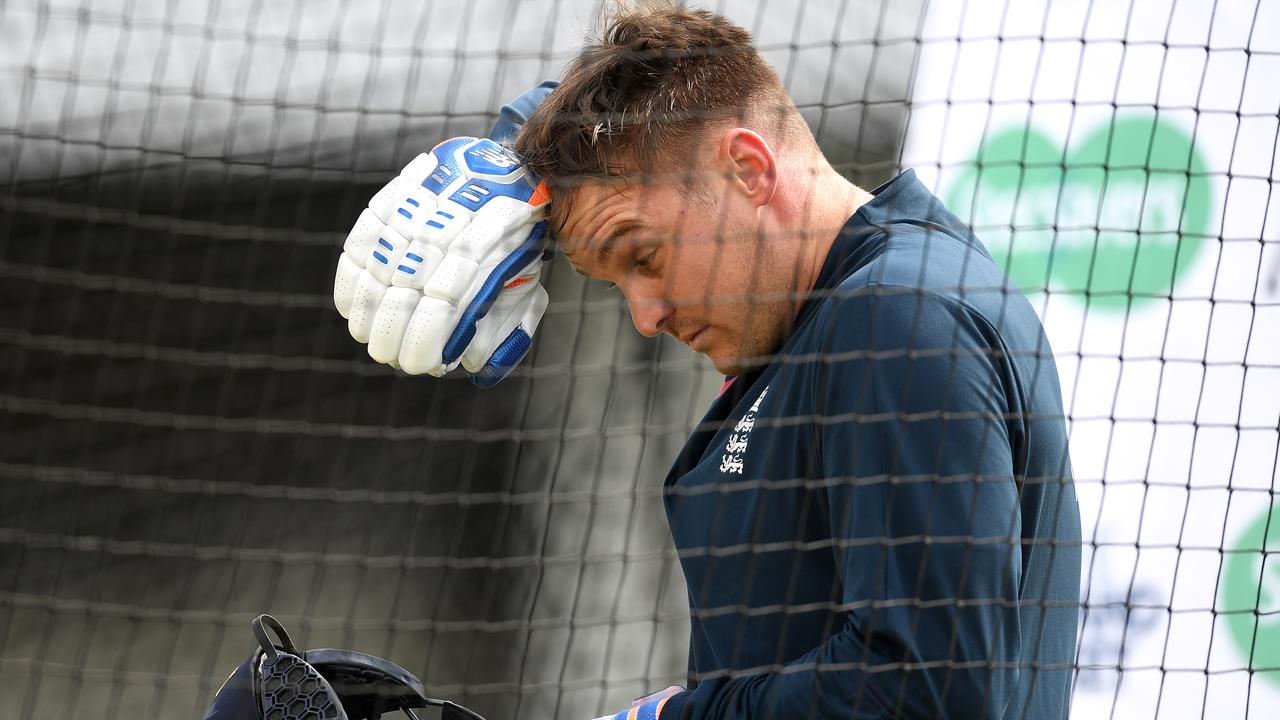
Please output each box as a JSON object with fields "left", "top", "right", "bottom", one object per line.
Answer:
{"left": 1, "top": 1, "right": 1277, "bottom": 719}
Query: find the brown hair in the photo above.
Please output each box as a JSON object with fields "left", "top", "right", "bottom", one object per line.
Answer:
{"left": 513, "top": 1, "right": 805, "bottom": 226}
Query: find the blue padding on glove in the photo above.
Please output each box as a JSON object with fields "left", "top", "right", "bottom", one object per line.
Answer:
{"left": 441, "top": 220, "right": 548, "bottom": 365}
{"left": 470, "top": 328, "right": 532, "bottom": 388}
{"left": 447, "top": 176, "right": 535, "bottom": 212}
{"left": 422, "top": 137, "right": 473, "bottom": 195}
{"left": 462, "top": 139, "right": 523, "bottom": 176}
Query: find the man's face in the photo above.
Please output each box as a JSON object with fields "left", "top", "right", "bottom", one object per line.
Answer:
{"left": 555, "top": 173, "right": 798, "bottom": 375}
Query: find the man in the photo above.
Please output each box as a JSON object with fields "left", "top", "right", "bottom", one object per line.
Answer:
{"left": 334, "top": 3, "right": 1081, "bottom": 719}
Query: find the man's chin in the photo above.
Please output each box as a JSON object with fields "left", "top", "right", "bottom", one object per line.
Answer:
{"left": 705, "top": 348, "right": 771, "bottom": 377}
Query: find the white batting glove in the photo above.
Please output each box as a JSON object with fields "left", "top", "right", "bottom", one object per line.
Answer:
{"left": 333, "top": 137, "right": 552, "bottom": 386}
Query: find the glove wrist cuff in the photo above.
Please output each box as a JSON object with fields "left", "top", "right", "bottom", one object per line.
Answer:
{"left": 611, "top": 690, "right": 681, "bottom": 720}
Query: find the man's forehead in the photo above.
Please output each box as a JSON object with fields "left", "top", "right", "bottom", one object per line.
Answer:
{"left": 553, "top": 179, "right": 642, "bottom": 256}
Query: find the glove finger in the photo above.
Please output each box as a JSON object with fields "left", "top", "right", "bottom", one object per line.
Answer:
{"left": 343, "top": 208, "right": 385, "bottom": 266}
{"left": 399, "top": 150, "right": 440, "bottom": 186}
{"left": 422, "top": 250, "right": 481, "bottom": 305}
{"left": 415, "top": 203, "right": 472, "bottom": 250}
{"left": 448, "top": 196, "right": 536, "bottom": 263}
{"left": 333, "top": 253, "right": 362, "bottom": 318}
{"left": 462, "top": 286, "right": 548, "bottom": 387}
{"left": 369, "top": 166, "right": 435, "bottom": 224}
{"left": 384, "top": 180, "right": 440, "bottom": 241}
{"left": 367, "top": 176, "right": 399, "bottom": 224}
{"left": 365, "top": 226, "right": 412, "bottom": 287}
{"left": 442, "top": 221, "right": 548, "bottom": 365}
{"left": 347, "top": 269, "right": 387, "bottom": 344}
{"left": 398, "top": 296, "right": 462, "bottom": 377}
{"left": 368, "top": 286, "right": 421, "bottom": 365}
{"left": 391, "top": 240, "right": 444, "bottom": 290}
{"left": 336, "top": 208, "right": 390, "bottom": 319}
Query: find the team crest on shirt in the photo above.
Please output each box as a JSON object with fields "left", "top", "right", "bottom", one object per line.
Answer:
{"left": 719, "top": 386, "right": 769, "bottom": 475}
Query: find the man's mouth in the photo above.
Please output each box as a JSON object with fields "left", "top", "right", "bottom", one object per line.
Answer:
{"left": 683, "top": 325, "right": 710, "bottom": 350}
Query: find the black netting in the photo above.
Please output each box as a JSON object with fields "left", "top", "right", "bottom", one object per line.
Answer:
{"left": 1, "top": 1, "right": 1276, "bottom": 719}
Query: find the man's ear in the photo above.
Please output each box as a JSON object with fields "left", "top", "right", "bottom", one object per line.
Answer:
{"left": 719, "top": 128, "right": 777, "bottom": 208}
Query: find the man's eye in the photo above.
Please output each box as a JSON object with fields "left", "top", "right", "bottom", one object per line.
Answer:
{"left": 636, "top": 247, "right": 658, "bottom": 268}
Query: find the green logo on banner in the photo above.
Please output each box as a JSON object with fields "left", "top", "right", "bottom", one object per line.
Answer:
{"left": 1220, "top": 502, "right": 1280, "bottom": 688}
{"left": 944, "top": 113, "right": 1210, "bottom": 309}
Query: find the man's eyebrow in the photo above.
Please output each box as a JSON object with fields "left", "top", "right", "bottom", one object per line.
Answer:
{"left": 596, "top": 223, "right": 639, "bottom": 266}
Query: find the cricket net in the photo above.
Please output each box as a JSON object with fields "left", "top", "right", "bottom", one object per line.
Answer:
{"left": 1, "top": 1, "right": 1277, "bottom": 719}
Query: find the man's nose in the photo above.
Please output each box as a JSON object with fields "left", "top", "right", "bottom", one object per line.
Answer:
{"left": 624, "top": 285, "right": 674, "bottom": 338}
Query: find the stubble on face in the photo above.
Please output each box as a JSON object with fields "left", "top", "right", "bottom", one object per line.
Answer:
{"left": 710, "top": 238, "right": 802, "bottom": 376}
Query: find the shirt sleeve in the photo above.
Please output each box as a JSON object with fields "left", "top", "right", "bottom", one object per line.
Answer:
{"left": 662, "top": 286, "right": 1025, "bottom": 720}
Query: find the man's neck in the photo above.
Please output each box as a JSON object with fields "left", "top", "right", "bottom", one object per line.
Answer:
{"left": 791, "top": 168, "right": 874, "bottom": 301}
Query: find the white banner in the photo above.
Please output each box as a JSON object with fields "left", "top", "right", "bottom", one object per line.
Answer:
{"left": 902, "top": 1, "right": 1280, "bottom": 717}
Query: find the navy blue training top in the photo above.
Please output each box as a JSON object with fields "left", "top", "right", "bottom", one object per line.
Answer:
{"left": 658, "top": 171, "right": 1082, "bottom": 720}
